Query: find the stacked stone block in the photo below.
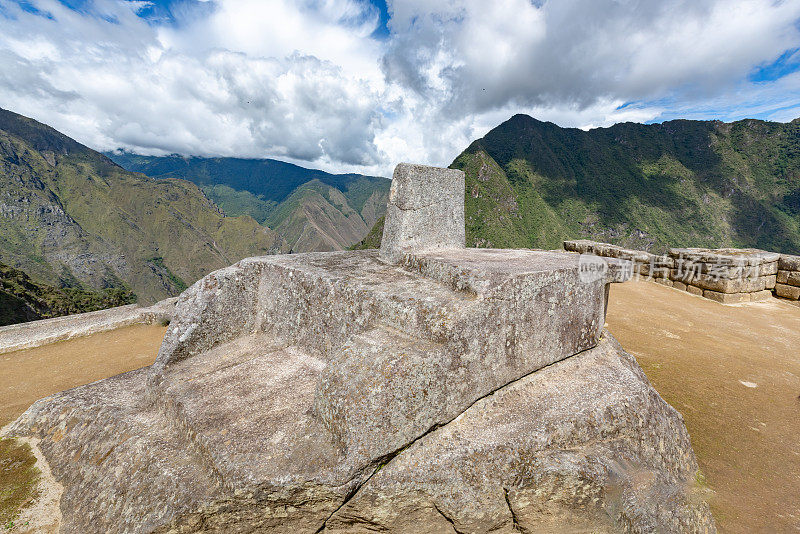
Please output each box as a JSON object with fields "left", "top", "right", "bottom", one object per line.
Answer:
{"left": 564, "top": 240, "right": 673, "bottom": 285}
{"left": 564, "top": 240, "right": 785, "bottom": 304}
{"left": 668, "top": 248, "right": 779, "bottom": 304}
{"left": 776, "top": 254, "right": 800, "bottom": 306}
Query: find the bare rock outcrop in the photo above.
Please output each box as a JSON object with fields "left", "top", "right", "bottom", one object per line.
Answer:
{"left": 326, "top": 335, "right": 710, "bottom": 534}
{"left": 2, "top": 164, "right": 715, "bottom": 533}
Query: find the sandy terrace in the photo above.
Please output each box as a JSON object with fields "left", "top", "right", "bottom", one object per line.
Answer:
{"left": 0, "top": 324, "right": 167, "bottom": 428}
{"left": 607, "top": 280, "right": 800, "bottom": 534}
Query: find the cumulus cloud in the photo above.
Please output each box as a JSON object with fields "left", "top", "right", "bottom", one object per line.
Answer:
{"left": 0, "top": 0, "right": 799, "bottom": 175}
{"left": 383, "top": 0, "right": 800, "bottom": 116}
{"left": 0, "top": 0, "right": 386, "bottom": 169}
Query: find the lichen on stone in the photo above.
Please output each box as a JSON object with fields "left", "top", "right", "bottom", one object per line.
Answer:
{"left": 0, "top": 437, "right": 40, "bottom": 529}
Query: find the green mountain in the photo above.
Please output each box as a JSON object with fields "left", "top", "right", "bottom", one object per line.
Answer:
{"left": 0, "top": 108, "right": 287, "bottom": 304}
{"left": 106, "top": 152, "right": 390, "bottom": 252}
{"left": 359, "top": 114, "right": 800, "bottom": 255}
{"left": 0, "top": 261, "right": 135, "bottom": 326}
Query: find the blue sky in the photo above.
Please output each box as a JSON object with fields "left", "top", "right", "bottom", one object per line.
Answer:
{"left": 1, "top": 0, "right": 800, "bottom": 174}
{"left": 14, "top": 0, "right": 393, "bottom": 33}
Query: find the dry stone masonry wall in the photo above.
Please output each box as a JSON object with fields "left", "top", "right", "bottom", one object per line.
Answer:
{"left": 565, "top": 240, "right": 788, "bottom": 305}
{"left": 776, "top": 254, "right": 800, "bottom": 306}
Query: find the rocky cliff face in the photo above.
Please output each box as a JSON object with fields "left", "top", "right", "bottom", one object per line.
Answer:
{"left": 105, "top": 152, "right": 391, "bottom": 253}
{"left": 0, "top": 108, "right": 288, "bottom": 304}
{"left": 1, "top": 164, "right": 714, "bottom": 533}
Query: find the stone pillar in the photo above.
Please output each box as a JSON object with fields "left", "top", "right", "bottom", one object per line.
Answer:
{"left": 379, "top": 163, "right": 465, "bottom": 263}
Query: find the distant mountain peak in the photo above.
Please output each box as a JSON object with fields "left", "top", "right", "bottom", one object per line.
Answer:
{"left": 0, "top": 108, "right": 92, "bottom": 157}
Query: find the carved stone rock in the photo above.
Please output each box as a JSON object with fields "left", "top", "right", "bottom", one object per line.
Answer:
{"left": 3, "top": 165, "right": 713, "bottom": 533}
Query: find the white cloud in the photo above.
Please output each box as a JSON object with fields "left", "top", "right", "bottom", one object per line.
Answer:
{"left": 0, "top": 0, "right": 386, "bottom": 169}
{"left": 383, "top": 0, "right": 800, "bottom": 112}
{"left": 159, "top": 0, "right": 385, "bottom": 84}
{"left": 0, "top": 0, "right": 799, "bottom": 176}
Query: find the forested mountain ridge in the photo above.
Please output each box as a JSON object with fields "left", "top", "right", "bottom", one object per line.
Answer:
{"left": 0, "top": 260, "right": 135, "bottom": 326}
{"left": 456, "top": 114, "right": 800, "bottom": 253}
{"left": 358, "top": 114, "right": 800, "bottom": 254}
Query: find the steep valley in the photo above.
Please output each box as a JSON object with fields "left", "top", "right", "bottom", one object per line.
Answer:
{"left": 106, "top": 152, "right": 390, "bottom": 253}
{"left": 0, "top": 108, "right": 390, "bottom": 318}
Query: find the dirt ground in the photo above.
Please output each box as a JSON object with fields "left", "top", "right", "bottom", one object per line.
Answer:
{"left": 0, "top": 324, "right": 166, "bottom": 428}
{"left": 607, "top": 281, "right": 800, "bottom": 534}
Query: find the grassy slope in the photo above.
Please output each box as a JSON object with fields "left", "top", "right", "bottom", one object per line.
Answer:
{"left": 0, "top": 108, "right": 287, "bottom": 304}
{"left": 199, "top": 184, "right": 277, "bottom": 224}
{"left": 455, "top": 115, "right": 800, "bottom": 253}
{"left": 361, "top": 115, "right": 800, "bottom": 254}
{"left": 352, "top": 215, "right": 384, "bottom": 250}
{"left": 106, "top": 152, "right": 390, "bottom": 251}
{"left": 0, "top": 438, "right": 39, "bottom": 528}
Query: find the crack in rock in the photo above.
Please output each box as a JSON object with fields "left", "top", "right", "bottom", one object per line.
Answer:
{"left": 433, "top": 502, "right": 466, "bottom": 534}
{"left": 503, "top": 487, "right": 523, "bottom": 533}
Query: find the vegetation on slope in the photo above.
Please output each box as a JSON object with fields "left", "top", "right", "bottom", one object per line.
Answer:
{"left": 0, "top": 261, "right": 135, "bottom": 326}
{"left": 352, "top": 215, "right": 384, "bottom": 250}
{"left": 457, "top": 115, "right": 800, "bottom": 253}
{"left": 0, "top": 438, "right": 40, "bottom": 529}
{"left": 263, "top": 179, "right": 377, "bottom": 252}
{"left": 0, "top": 108, "right": 286, "bottom": 304}
{"left": 106, "top": 151, "right": 391, "bottom": 251}
{"left": 362, "top": 115, "right": 800, "bottom": 254}
{"left": 199, "top": 184, "right": 277, "bottom": 224}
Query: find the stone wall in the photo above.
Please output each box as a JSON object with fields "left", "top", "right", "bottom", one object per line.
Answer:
{"left": 564, "top": 239, "right": 671, "bottom": 282}
{"left": 776, "top": 254, "right": 800, "bottom": 306}
{"left": 667, "top": 247, "right": 778, "bottom": 304}
{"left": 0, "top": 297, "right": 176, "bottom": 354}
{"left": 565, "top": 240, "right": 791, "bottom": 305}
